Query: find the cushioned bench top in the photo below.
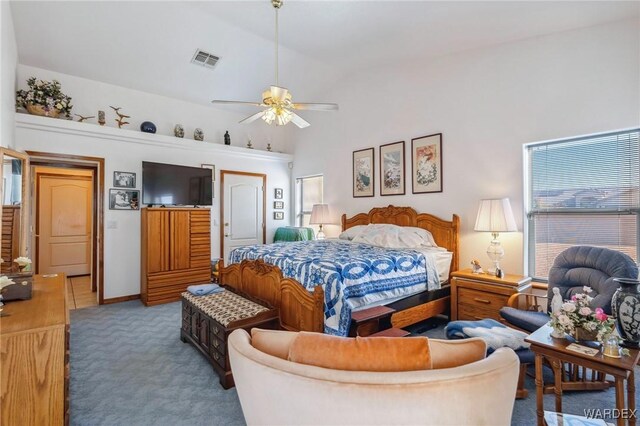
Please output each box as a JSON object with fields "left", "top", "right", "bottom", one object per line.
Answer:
{"left": 181, "top": 290, "right": 269, "bottom": 327}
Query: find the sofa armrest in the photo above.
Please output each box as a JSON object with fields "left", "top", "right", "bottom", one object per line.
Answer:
{"left": 506, "top": 293, "right": 548, "bottom": 312}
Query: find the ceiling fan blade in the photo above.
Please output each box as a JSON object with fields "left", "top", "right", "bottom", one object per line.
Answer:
{"left": 292, "top": 102, "right": 339, "bottom": 111}
{"left": 290, "top": 112, "right": 311, "bottom": 129}
{"left": 212, "top": 100, "right": 263, "bottom": 107}
{"left": 239, "top": 110, "right": 266, "bottom": 124}
{"left": 270, "top": 86, "right": 289, "bottom": 102}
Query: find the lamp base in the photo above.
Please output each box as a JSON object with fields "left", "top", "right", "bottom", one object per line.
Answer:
{"left": 316, "top": 225, "right": 325, "bottom": 240}
{"left": 486, "top": 233, "right": 504, "bottom": 277}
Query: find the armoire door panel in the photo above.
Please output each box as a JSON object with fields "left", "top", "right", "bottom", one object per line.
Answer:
{"left": 146, "top": 211, "right": 170, "bottom": 273}
{"left": 170, "top": 211, "right": 191, "bottom": 271}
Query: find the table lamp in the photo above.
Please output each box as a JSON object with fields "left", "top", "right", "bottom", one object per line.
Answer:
{"left": 474, "top": 198, "right": 517, "bottom": 275}
{"left": 310, "top": 204, "right": 331, "bottom": 240}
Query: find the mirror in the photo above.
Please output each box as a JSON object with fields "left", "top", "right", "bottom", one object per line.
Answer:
{"left": 0, "top": 148, "right": 30, "bottom": 273}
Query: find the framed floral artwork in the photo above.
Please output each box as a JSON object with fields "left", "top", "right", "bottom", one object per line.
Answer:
{"left": 353, "top": 147, "right": 374, "bottom": 197}
{"left": 380, "top": 141, "right": 405, "bottom": 196}
{"left": 412, "top": 133, "right": 442, "bottom": 194}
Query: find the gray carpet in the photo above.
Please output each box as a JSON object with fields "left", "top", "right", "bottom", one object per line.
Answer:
{"left": 70, "top": 301, "right": 638, "bottom": 426}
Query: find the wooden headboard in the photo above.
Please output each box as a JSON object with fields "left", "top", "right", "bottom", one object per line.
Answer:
{"left": 341, "top": 205, "right": 460, "bottom": 273}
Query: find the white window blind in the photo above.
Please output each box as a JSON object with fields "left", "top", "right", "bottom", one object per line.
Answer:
{"left": 295, "top": 175, "right": 323, "bottom": 226}
{"left": 526, "top": 129, "right": 639, "bottom": 280}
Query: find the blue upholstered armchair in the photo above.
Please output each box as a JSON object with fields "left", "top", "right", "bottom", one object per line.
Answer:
{"left": 500, "top": 246, "right": 638, "bottom": 332}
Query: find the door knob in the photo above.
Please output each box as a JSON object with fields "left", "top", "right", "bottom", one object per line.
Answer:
{"left": 225, "top": 234, "right": 231, "bottom": 237}
{"left": 224, "top": 222, "right": 229, "bottom": 226}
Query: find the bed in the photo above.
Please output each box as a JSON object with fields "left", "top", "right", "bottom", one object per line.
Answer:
{"left": 220, "top": 205, "right": 459, "bottom": 336}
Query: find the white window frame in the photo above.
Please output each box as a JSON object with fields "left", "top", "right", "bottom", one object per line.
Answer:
{"left": 295, "top": 174, "right": 323, "bottom": 227}
{"left": 523, "top": 127, "right": 640, "bottom": 282}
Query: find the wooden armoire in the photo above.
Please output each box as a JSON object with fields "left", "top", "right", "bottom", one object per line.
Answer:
{"left": 141, "top": 207, "right": 211, "bottom": 306}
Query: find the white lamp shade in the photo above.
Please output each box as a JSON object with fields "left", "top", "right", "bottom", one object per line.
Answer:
{"left": 309, "top": 204, "right": 331, "bottom": 225}
{"left": 474, "top": 198, "right": 518, "bottom": 232}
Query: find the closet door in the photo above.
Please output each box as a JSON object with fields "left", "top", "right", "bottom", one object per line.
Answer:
{"left": 170, "top": 210, "right": 191, "bottom": 271}
{"left": 146, "top": 210, "right": 169, "bottom": 273}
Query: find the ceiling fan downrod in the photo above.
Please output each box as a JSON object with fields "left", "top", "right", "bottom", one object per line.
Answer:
{"left": 272, "top": 0, "right": 283, "bottom": 86}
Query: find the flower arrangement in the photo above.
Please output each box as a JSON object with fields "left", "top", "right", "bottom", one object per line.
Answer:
{"left": 549, "top": 286, "right": 616, "bottom": 342}
{"left": 15, "top": 78, "right": 73, "bottom": 118}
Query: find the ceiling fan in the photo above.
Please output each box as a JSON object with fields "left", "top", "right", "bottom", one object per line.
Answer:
{"left": 211, "top": 0, "right": 338, "bottom": 129}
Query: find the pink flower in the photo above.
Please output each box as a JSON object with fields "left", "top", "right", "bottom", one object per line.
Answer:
{"left": 595, "top": 308, "right": 608, "bottom": 321}
{"left": 579, "top": 307, "right": 592, "bottom": 316}
{"left": 571, "top": 295, "right": 577, "bottom": 301}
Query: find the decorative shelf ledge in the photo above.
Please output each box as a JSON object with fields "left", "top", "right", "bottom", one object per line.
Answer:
{"left": 14, "top": 113, "right": 293, "bottom": 162}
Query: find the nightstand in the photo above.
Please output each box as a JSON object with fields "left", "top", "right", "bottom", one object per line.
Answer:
{"left": 450, "top": 269, "right": 532, "bottom": 322}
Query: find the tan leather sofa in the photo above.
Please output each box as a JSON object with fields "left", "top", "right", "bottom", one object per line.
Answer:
{"left": 228, "top": 329, "right": 519, "bottom": 425}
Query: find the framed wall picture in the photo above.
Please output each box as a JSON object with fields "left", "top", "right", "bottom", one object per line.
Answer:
{"left": 411, "top": 133, "right": 443, "bottom": 194}
{"left": 274, "top": 201, "right": 284, "bottom": 209}
{"left": 379, "top": 141, "right": 405, "bottom": 196}
{"left": 274, "top": 211, "right": 284, "bottom": 220}
{"left": 109, "top": 189, "right": 139, "bottom": 210}
{"left": 113, "top": 171, "right": 136, "bottom": 188}
{"left": 201, "top": 164, "right": 215, "bottom": 198}
{"left": 353, "top": 147, "right": 375, "bottom": 197}
{"left": 274, "top": 188, "right": 283, "bottom": 199}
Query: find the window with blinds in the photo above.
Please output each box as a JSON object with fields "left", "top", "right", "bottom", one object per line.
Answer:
{"left": 526, "top": 129, "right": 639, "bottom": 280}
{"left": 295, "top": 175, "right": 323, "bottom": 226}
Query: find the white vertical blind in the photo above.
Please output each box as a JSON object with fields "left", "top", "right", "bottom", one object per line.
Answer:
{"left": 296, "top": 175, "right": 323, "bottom": 226}
{"left": 527, "top": 129, "right": 639, "bottom": 279}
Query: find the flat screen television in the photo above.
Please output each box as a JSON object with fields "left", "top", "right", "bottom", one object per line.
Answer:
{"left": 142, "top": 161, "right": 212, "bottom": 206}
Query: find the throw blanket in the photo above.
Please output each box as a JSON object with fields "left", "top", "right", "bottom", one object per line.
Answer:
{"left": 229, "top": 239, "right": 439, "bottom": 336}
{"left": 444, "top": 319, "right": 530, "bottom": 352}
{"left": 187, "top": 284, "right": 223, "bottom": 296}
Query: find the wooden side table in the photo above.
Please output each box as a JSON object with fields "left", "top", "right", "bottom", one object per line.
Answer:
{"left": 526, "top": 325, "right": 640, "bottom": 426}
{"left": 450, "top": 269, "right": 532, "bottom": 322}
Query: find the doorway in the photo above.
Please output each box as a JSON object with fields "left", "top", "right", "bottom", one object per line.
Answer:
{"left": 28, "top": 151, "right": 105, "bottom": 306}
{"left": 220, "top": 170, "right": 266, "bottom": 266}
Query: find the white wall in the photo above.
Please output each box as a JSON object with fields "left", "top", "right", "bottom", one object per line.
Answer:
{"left": 17, "top": 65, "right": 297, "bottom": 154}
{"left": 15, "top": 115, "right": 292, "bottom": 300}
{"left": 0, "top": 1, "right": 17, "bottom": 148}
{"left": 292, "top": 19, "right": 640, "bottom": 275}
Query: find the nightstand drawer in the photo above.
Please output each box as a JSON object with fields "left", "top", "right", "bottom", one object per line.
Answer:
{"left": 458, "top": 303, "right": 504, "bottom": 322}
{"left": 458, "top": 287, "right": 508, "bottom": 309}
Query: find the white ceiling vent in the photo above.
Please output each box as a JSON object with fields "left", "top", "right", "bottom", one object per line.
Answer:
{"left": 191, "top": 49, "right": 220, "bottom": 70}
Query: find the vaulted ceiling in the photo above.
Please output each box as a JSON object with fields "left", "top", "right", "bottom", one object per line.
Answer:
{"left": 10, "top": 1, "right": 639, "bottom": 107}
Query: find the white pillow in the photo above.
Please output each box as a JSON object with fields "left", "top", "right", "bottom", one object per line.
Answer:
{"left": 402, "top": 226, "right": 438, "bottom": 248}
{"left": 352, "top": 224, "right": 433, "bottom": 249}
{"left": 338, "top": 225, "right": 367, "bottom": 240}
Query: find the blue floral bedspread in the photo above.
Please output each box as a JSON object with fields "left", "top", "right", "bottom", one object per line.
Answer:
{"left": 229, "top": 240, "right": 439, "bottom": 336}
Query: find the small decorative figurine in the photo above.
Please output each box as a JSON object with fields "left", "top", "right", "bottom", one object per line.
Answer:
{"left": 267, "top": 143, "right": 272, "bottom": 152}
{"left": 194, "top": 128, "right": 204, "bottom": 141}
{"left": 246, "top": 137, "right": 253, "bottom": 149}
{"left": 74, "top": 114, "right": 95, "bottom": 123}
{"left": 98, "top": 110, "right": 106, "bottom": 126}
{"left": 109, "top": 106, "right": 130, "bottom": 128}
{"left": 174, "top": 124, "right": 184, "bottom": 138}
{"left": 550, "top": 287, "right": 565, "bottom": 338}
{"left": 140, "top": 121, "right": 156, "bottom": 134}
{"left": 471, "top": 259, "right": 483, "bottom": 274}
{"left": 224, "top": 130, "right": 230, "bottom": 145}
{"left": 495, "top": 267, "right": 505, "bottom": 279}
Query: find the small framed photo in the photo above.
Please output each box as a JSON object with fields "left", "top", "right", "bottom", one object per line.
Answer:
{"left": 109, "top": 189, "right": 139, "bottom": 210}
{"left": 353, "top": 147, "right": 374, "bottom": 197}
{"left": 274, "top": 201, "right": 284, "bottom": 209}
{"left": 411, "top": 133, "right": 443, "bottom": 194}
{"left": 380, "top": 141, "right": 405, "bottom": 196}
{"left": 201, "top": 164, "right": 215, "bottom": 198}
{"left": 274, "top": 188, "right": 283, "bottom": 199}
{"left": 113, "top": 171, "right": 136, "bottom": 188}
{"left": 274, "top": 211, "right": 284, "bottom": 220}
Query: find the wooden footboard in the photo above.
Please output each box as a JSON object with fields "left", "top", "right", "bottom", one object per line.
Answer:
{"left": 219, "top": 260, "right": 323, "bottom": 332}
{"left": 220, "top": 259, "right": 449, "bottom": 334}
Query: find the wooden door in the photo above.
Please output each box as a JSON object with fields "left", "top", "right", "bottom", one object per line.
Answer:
{"left": 145, "top": 210, "right": 170, "bottom": 273}
{"left": 38, "top": 175, "right": 93, "bottom": 276}
{"left": 221, "top": 172, "right": 265, "bottom": 264}
{"left": 170, "top": 210, "right": 190, "bottom": 271}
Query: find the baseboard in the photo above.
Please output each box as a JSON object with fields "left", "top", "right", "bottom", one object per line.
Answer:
{"left": 102, "top": 294, "right": 141, "bottom": 305}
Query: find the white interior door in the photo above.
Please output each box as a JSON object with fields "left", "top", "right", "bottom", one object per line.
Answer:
{"left": 222, "top": 173, "right": 265, "bottom": 264}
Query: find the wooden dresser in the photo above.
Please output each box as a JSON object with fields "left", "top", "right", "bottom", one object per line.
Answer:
{"left": 0, "top": 274, "right": 69, "bottom": 425}
{"left": 450, "top": 269, "right": 532, "bottom": 322}
{"left": 141, "top": 208, "right": 211, "bottom": 306}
